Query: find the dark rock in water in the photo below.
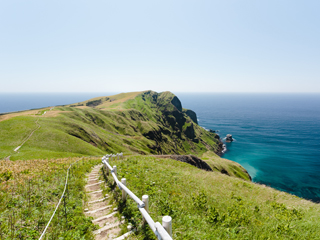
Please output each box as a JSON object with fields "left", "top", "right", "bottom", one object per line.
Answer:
{"left": 209, "top": 129, "right": 215, "bottom": 133}
{"left": 226, "top": 134, "right": 233, "bottom": 142}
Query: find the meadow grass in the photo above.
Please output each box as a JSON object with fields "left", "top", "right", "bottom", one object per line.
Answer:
{"left": 105, "top": 156, "right": 320, "bottom": 240}
{"left": 0, "top": 157, "right": 100, "bottom": 239}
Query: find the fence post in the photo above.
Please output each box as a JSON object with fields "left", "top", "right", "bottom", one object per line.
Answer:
{"left": 117, "top": 154, "right": 119, "bottom": 160}
{"left": 106, "top": 158, "right": 109, "bottom": 175}
{"left": 142, "top": 195, "right": 149, "bottom": 224}
{"left": 121, "top": 178, "right": 127, "bottom": 201}
{"left": 142, "top": 195, "right": 149, "bottom": 212}
{"left": 162, "top": 216, "right": 172, "bottom": 237}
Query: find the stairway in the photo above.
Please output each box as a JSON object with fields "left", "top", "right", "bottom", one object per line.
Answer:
{"left": 85, "top": 164, "right": 131, "bottom": 240}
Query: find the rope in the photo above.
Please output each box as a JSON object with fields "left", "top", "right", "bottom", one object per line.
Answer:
{"left": 38, "top": 159, "right": 81, "bottom": 240}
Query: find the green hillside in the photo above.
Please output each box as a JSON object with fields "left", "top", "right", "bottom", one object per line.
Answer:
{"left": 0, "top": 90, "right": 249, "bottom": 180}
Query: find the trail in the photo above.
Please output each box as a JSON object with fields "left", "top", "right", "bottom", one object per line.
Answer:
{"left": 3, "top": 107, "right": 55, "bottom": 160}
{"left": 2, "top": 118, "right": 41, "bottom": 160}
{"left": 85, "top": 165, "right": 131, "bottom": 240}
{"left": 14, "top": 118, "right": 41, "bottom": 152}
{"left": 14, "top": 107, "right": 55, "bottom": 153}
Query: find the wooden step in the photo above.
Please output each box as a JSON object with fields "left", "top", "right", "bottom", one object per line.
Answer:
{"left": 86, "top": 181, "right": 104, "bottom": 187}
{"left": 113, "top": 231, "right": 133, "bottom": 240}
{"left": 89, "top": 197, "right": 108, "bottom": 204}
{"left": 86, "top": 205, "right": 112, "bottom": 214}
{"left": 92, "top": 211, "right": 117, "bottom": 223}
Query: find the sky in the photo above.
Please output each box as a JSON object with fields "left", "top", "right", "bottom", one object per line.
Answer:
{"left": 0, "top": 0, "right": 319, "bottom": 93}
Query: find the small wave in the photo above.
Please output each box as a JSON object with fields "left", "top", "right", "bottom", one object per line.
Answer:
{"left": 200, "top": 126, "right": 210, "bottom": 131}
{"left": 221, "top": 144, "right": 227, "bottom": 153}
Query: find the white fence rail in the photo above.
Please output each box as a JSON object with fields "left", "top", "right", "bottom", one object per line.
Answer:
{"left": 102, "top": 154, "right": 173, "bottom": 240}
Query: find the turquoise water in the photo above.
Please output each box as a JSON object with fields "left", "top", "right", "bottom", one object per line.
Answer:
{"left": 177, "top": 93, "right": 320, "bottom": 202}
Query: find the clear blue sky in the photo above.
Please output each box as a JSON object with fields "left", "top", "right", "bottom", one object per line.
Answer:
{"left": 1, "top": 0, "right": 319, "bottom": 93}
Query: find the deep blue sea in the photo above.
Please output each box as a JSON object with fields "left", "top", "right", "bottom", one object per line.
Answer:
{"left": 1, "top": 92, "right": 320, "bottom": 202}
{"left": 177, "top": 93, "right": 320, "bottom": 202}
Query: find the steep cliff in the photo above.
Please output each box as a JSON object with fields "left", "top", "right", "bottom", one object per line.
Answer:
{"left": 122, "top": 91, "right": 223, "bottom": 155}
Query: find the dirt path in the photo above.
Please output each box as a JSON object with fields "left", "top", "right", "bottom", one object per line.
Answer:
{"left": 2, "top": 118, "right": 41, "bottom": 160}
{"left": 14, "top": 118, "right": 41, "bottom": 152}
{"left": 85, "top": 164, "right": 131, "bottom": 240}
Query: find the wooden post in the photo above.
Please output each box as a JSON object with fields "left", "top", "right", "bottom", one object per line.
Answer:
{"left": 117, "top": 154, "right": 119, "bottom": 160}
{"left": 121, "top": 178, "right": 127, "bottom": 201}
{"left": 113, "top": 165, "right": 117, "bottom": 182}
{"left": 142, "top": 195, "right": 149, "bottom": 224}
{"left": 142, "top": 195, "right": 149, "bottom": 212}
{"left": 106, "top": 158, "right": 109, "bottom": 175}
{"left": 162, "top": 216, "right": 172, "bottom": 237}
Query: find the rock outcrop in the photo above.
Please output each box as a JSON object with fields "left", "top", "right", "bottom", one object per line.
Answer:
{"left": 226, "top": 134, "right": 233, "bottom": 142}
{"left": 183, "top": 109, "right": 198, "bottom": 124}
{"left": 153, "top": 155, "right": 213, "bottom": 171}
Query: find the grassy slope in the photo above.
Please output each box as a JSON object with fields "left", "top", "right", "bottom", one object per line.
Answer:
{"left": 109, "top": 156, "right": 320, "bottom": 240}
{"left": 1, "top": 90, "right": 241, "bottom": 179}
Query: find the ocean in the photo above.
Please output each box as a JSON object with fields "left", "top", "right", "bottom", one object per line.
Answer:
{"left": 1, "top": 92, "right": 320, "bottom": 202}
{"left": 0, "top": 93, "right": 115, "bottom": 114}
{"left": 177, "top": 93, "right": 320, "bottom": 202}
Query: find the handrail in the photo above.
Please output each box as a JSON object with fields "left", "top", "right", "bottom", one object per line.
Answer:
{"left": 103, "top": 159, "right": 145, "bottom": 207}
{"left": 102, "top": 155, "right": 173, "bottom": 240}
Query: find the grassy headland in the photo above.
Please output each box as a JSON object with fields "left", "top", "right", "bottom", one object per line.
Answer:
{"left": 0, "top": 90, "right": 319, "bottom": 239}
{"left": 0, "top": 90, "right": 246, "bottom": 180}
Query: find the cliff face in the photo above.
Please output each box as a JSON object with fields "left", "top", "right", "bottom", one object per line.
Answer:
{"left": 183, "top": 109, "right": 198, "bottom": 124}
{"left": 123, "top": 91, "right": 223, "bottom": 155}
